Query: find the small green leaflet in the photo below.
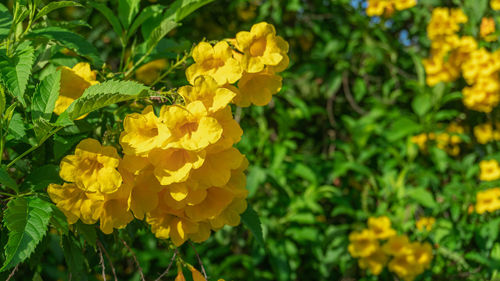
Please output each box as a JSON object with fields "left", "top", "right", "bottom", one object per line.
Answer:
{"left": 0, "top": 3, "right": 12, "bottom": 40}
{"left": 31, "top": 69, "right": 61, "bottom": 121}
{"left": 1, "top": 197, "right": 53, "bottom": 271}
{"left": 0, "top": 41, "right": 35, "bottom": 107}
{"left": 241, "top": 203, "right": 264, "bottom": 246}
{"left": 34, "top": 1, "right": 83, "bottom": 22}
{"left": 65, "top": 80, "right": 150, "bottom": 120}
{"left": 0, "top": 166, "right": 18, "bottom": 193}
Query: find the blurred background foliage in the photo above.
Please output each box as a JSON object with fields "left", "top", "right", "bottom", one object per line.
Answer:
{"left": 2, "top": 0, "right": 500, "bottom": 280}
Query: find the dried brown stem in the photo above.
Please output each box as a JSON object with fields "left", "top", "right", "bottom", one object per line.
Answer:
{"left": 188, "top": 241, "right": 208, "bottom": 280}
{"left": 6, "top": 264, "right": 18, "bottom": 281}
{"left": 97, "top": 243, "right": 107, "bottom": 281}
{"left": 97, "top": 241, "right": 118, "bottom": 281}
{"left": 155, "top": 248, "right": 178, "bottom": 281}
{"left": 121, "top": 239, "right": 146, "bottom": 281}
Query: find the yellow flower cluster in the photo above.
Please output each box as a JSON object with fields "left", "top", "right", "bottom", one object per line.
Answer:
{"left": 476, "top": 159, "right": 500, "bottom": 214}
{"left": 365, "top": 0, "right": 416, "bottom": 17}
{"left": 348, "top": 216, "right": 433, "bottom": 280}
{"left": 474, "top": 123, "right": 500, "bottom": 144}
{"left": 187, "top": 22, "right": 289, "bottom": 107}
{"left": 411, "top": 122, "right": 464, "bottom": 156}
{"left": 48, "top": 22, "right": 289, "bottom": 246}
{"left": 424, "top": 7, "right": 500, "bottom": 112}
{"left": 479, "top": 159, "right": 500, "bottom": 181}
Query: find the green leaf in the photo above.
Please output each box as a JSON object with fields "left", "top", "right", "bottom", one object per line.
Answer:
{"left": 65, "top": 80, "right": 149, "bottom": 120}
{"left": 1, "top": 197, "right": 52, "bottom": 271}
{"left": 0, "top": 166, "right": 18, "bottom": 193}
{"left": 146, "top": 18, "right": 177, "bottom": 52}
{"left": 385, "top": 117, "right": 421, "bottom": 142}
{"left": 7, "top": 113, "right": 27, "bottom": 140}
{"left": 31, "top": 69, "right": 61, "bottom": 121}
{"left": 0, "top": 84, "right": 5, "bottom": 114}
{"left": 49, "top": 206, "right": 69, "bottom": 235}
{"left": 165, "top": 0, "right": 215, "bottom": 22}
{"left": 0, "top": 41, "right": 34, "bottom": 107}
{"left": 128, "top": 4, "right": 164, "bottom": 40}
{"left": 34, "top": 1, "right": 83, "bottom": 22}
{"left": 412, "top": 92, "right": 432, "bottom": 117}
{"left": 241, "top": 204, "right": 264, "bottom": 246}
{"left": 28, "top": 27, "right": 103, "bottom": 67}
{"left": 407, "top": 187, "right": 437, "bottom": 209}
{"left": 88, "top": 2, "right": 123, "bottom": 39}
{"left": 0, "top": 4, "right": 12, "bottom": 40}
{"left": 23, "top": 164, "right": 59, "bottom": 191}
{"left": 62, "top": 235, "right": 88, "bottom": 281}
{"left": 75, "top": 221, "right": 97, "bottom": 247}
{"left": 118, "top": 0, "right": 140, "bottom": 29}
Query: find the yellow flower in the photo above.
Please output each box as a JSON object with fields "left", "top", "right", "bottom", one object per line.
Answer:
{"left": 205, "top": 106, "right": 243, "bottom": 154}
{"left": 383, "top": 235, "right": 412, "bottom": 256}
{"left": 416, "top": 217, "right": 435, "bottom": 231}
{"left": 47, "top": 182, "right": 104, "bottom": 224}
{"left": 367, "top": 216, "right": 396, "bottom": 239}
{"left": 189, "top": 265, "right": 207, "bottom": 281}
{"left": 235, "top": 22, "right": 289, "bottom": 73}
{"left": 492, "top": 0, "right": 500, "bottom": 10}
{"left": 190, "top": 147, "right": 244, "bottom": 187}
{"left": 427, "top": 8, "right": 467, "bottom": 41}
{"left": 186, "top": 41, "right": 242, "bottom": 86}
{"left": 358, "top": 250, "right": 389, "bottom": 275}
{"left": 393, "top": 0, "right": 417, "bottom": 10}
{"left": 54, "top": 62, "right": 98, "bottom": 116}
{"left": 462, "top": 49, "right": 500, "bottom": 84}
{"left": 59, "top": 138, "right": 122, "bottom": 193}
{"left": 479, "top": 159, "right": 500, "bottom": 181}
{"left": 462, "top": 76, "right": 500, "bottom": 113}
{"left": 233, "top": 69, "right": 282, "bottom": 107}
{"left": 409, "top": 242, "right": 433, "bottom": 270}
{"left": 99, "top": 183, "right": 134, "bottom": 234}
{"left": 474, "top": 123, "right": 494, "bottom": 144}
{"left": 366, "top": 0, "right": 394, "bottom": 17}
{"left": 476, "top": 188, "right": 500, "bottom": 214}
{"left": 411, "top": 134, "right": 428, "bottom": 150}
{"left": 120, "top": 106, "right": 171, "bottom": 156}
{"left": 178, "top": 75, "right": 236, "bottom": 113}
{"left": 159, "top": 101, "right": 223, "bottom": 151}
{"left": 149, "top": 148, "right": 205, "bottom": 185}
{"left": 480, "top": 17, "right": 497, "bottom": 42}
{"left": 348, "top": 229, "right": 380, "bottom": 258}
{"left": 175, "top": 268, "right": 186, "bottom": 281}
{"left": 388, "top": 255, "right": 417, "bottom": 281}
{"left": 135, "top": 59, "right": 167, "bottom": 85}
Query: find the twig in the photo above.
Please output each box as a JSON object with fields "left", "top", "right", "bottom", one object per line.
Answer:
{"left": 6, "top": 264, "right": 18, "bottom": 281}
{"left": 97, "top": 241, "right": 118, "bottom": 281}
{"left": 188, "top": 241, "right": 208, "bottom": 280}
{"left": 121, "top": 239, "right": 146, "bottom": 281}
{"left": 342, "top": 71, "right": 365, "bottom": 115}
{"left": 155, "top": 248, "right": 179, "bottom": 281}
{"left": 98, "top": 243, "right": 107, "bottom": 281}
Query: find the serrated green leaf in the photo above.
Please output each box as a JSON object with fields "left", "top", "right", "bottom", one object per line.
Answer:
{"left": 241, "top": 204, "right": 264, "bottom": 246}
{"left": 0, "top": 4, "right": 12, "bottom": 40}
{"left": 49, "top": 206, "right": 68, "bottom": 235}
{"left": 62, "top": 235, "right": 88, "bottom": 281}
{"left": 7, "top": 113, "right": 26, "bottom": 140}
{"left": 0, "top": 41, "right": 34, "bottom": 107}
{"left": 23, "top": 164, "right": 59, "bottom": 192}
{"left": 28, "top": 27, "right": 103, "bottom": 67}
{"left": 407, "top": 187, "right": 437, "bottom": 209}
{"left": 0, "top": 166, "right": 18, "bottom": 193}
{"left": 165, "top": 0, "right": 215, "bottom": 22}
{"left": 1, "top": 197, "right": 52, "bottom": 271}
{"left": 146, "top": 18, "right": 177, "bottom": 51}
{"left": 128, "top": 4, "right": 164, "bottom": 40}
{"left": 65, "top": 80, "right": 149, "bottom": 119}
{"left": 88, "top": 2, "right": 123, "bottom": 39}
{"left": 31, "top": 70, "right": 61, "bottom": 121}
{"left": 34, "top": 1, "right": 83, "bottom": 22}
{"left": 118, "top": 0, "right": 140, "bottom": 29}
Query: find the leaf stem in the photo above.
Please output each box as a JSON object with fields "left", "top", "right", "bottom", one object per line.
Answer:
{"left": 6, "top": 126, "right": 63, "bottom": 168}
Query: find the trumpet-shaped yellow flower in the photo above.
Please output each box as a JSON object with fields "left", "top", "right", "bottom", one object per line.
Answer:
{"left": 474, "top": 123, "right": 494, "bottom": 144}
{"left": 186, "top": 41, "right": 242, "bottom": 86}
{"left": 190, "top": 147, "right": 244, "bottom": 187}
{"left": 135, "top": 59, "right": 167, "bottom": 85}
{"left": 205, "top": 106, "right": 243, "bottom": 154}
{"left": 480, "top": 159, "right": 500, "bottom": 181}
{"left": 59, "top": 138, "right": 122, "bottom": 193}
{"left": 233, "top": 69, "right": 282, "bottom": 107}
{"left": 99, "top": 183, "right": 134, "bottom": 234}
{"left": 236, "top": 22, "right": 289, "bottom": 73}
{"left": 492, "top": 0, "right": 500, "bottom": 11}
{"left": 462, "top": 76, "right": 500, "bottom": 113}
{"left": 383, "top": 235, "right": 412, "bottom": 256}
{"left": 54, "top": 62, "right": 98, "bottom": 116}
{"left": 178, "top": 75, "right": 236, "bottom": 113}
{"left": 149, "top": 148, "right": 205, "bottom": 185}
{"left": 348, "top": 229, "right": 380, "bottom": 258}
{"left": 160, "top": 101, "right": 223, "bottom": 151}
{"left": 367, "top": 216, "right": 396, "bottom": 239}
{"left": 480, "top": 17, "right": 497, "bottom": 42}
{"left": 120, "top": 106, "right": 171, "bottom": 156}
{"left": 476, "top": 188, "right": 500, "bottom": 214}
{"left": 427, "top": 8, "right": 467, "bottom": 41}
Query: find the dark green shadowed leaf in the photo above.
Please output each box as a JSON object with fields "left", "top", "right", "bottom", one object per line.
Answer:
{"left": 62, "top": 235, "right": 88, "bottom": 281}
{"left": 0, "top": 4, "right": 12, "bottom": 40}
{"left": 28, "top": 27, "right": 103, "bottom": 67}
{"left": 0, "top": 197, "right": 52, "bottom": 271}
{"left": 0, "top": 166, "right": 18, "bottom": 193}
{"left": 165, "top": 0, "right": 216, "bottom": 22}
{"left": 241, "top": 203, "right": 264, "bottom": 246}
{"left": 88, "top": 2, "right": 123, "bottom": 39}
{"left": 118, "top": 0, "right": 140, "bottom": 29}
{"left": 34, "top": 1, "right": 83, "bottom": 22}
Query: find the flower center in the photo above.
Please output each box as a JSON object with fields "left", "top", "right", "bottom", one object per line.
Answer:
{"left": 250, "top": 37, "right": 267, "bottom": 57}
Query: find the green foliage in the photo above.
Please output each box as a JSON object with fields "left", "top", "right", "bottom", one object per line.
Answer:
{"left": 0, "top": 41, "right": 34, "bottom": 106}
{"left": 31, "top": 70, "right": 61, "bottom": 121}
{"left": 1, "top": 197, "right": 52, "bottom": 271}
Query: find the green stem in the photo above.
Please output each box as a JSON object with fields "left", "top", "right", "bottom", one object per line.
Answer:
{"left": 6, "top": 126, "right": 63, "bottom": 168}
{"left": 150, "top": 54, "right": 191, "bottom": 87}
